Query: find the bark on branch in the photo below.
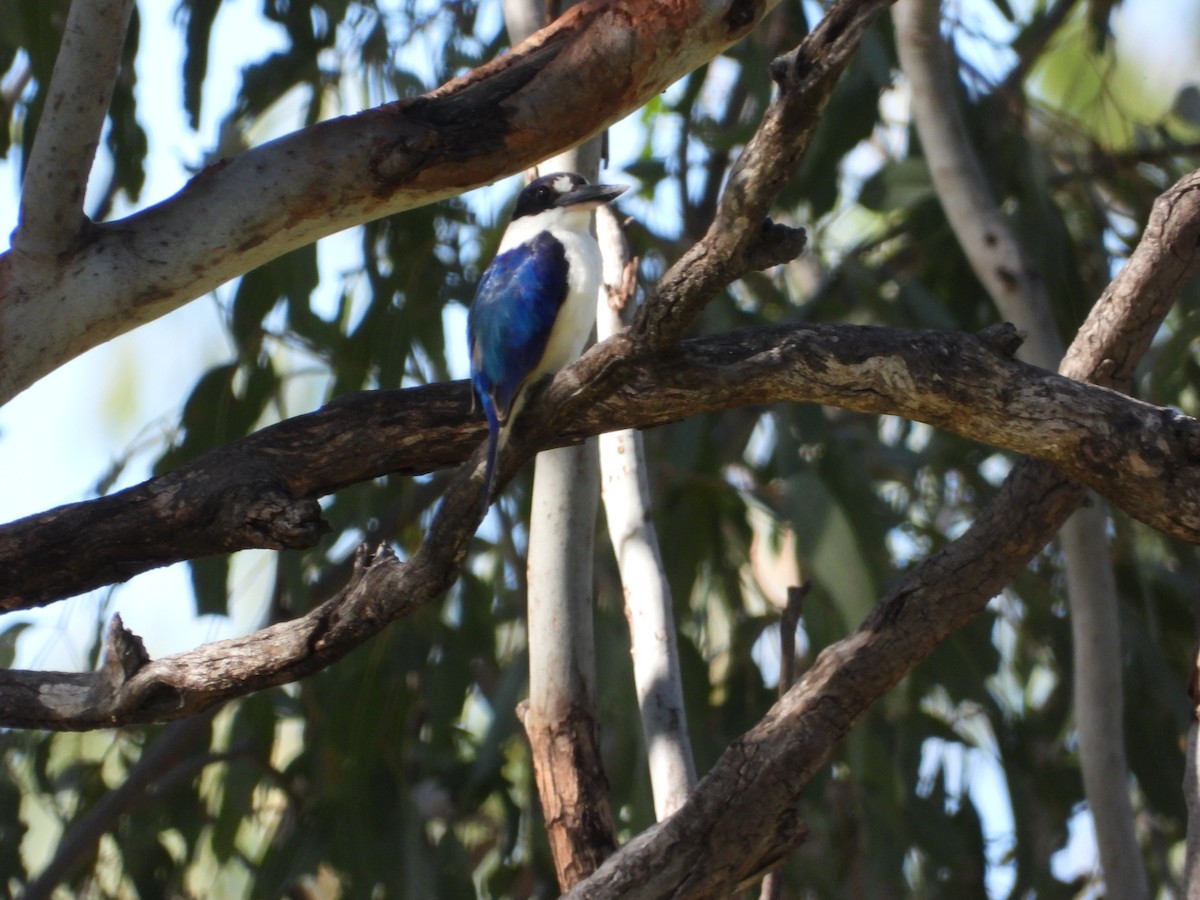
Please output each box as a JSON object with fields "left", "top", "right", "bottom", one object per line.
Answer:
{"left": 7, "top": 318, "right": 1200, "bottom": 728}
{"left": 6, "top": 320, "right": 1200, "bottom": 612}
{"left": 0, "top": 544, "right": 426, "bottom": 729}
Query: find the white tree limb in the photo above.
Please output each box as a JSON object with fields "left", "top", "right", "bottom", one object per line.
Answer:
{"left": 12, "top": 0, "right": 135, "bottom": 259}
{"left": 596, "top": 204, "right": 696, "bottom": 820}
{"left": 892, "top": 0, "right": 1060, "bottom": 365}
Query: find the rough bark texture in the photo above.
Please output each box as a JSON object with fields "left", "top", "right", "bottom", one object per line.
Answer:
{"left": 520, "top": 703, "right": 619, "bottom": 888}
{"left": 0, "top": 545, "right": 423, "bottom": 729}
{"left": 8, "top": 319, "right": 1200, "bottom": 613}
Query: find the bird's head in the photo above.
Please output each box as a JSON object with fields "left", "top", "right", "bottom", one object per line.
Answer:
{"left": 507, "top": 172, "right": 628, "bottom": 234}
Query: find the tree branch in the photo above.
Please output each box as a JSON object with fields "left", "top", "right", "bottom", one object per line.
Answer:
{"left": 893, "top": 0, "right": 1062, "bottom": 366}
{"left": 1061, "top": 170, "right": 1200, "bottom": 386}
{"left": 0, "top": 0, "right": 776, "bottom": 405}
{"left": 7, "top": 318, "right": 1200, "bottom": 612}
{"left": 0, "top": 544, "right": 422, "bottom": 729}
{"left": 8, "top": 319, "right": 1200, "bottom": 728}
{"left": 634, "top": 0, "right": 896, "bottom": 348}
{"left": 12, "top": 0, "right": 136, "bottom": 259}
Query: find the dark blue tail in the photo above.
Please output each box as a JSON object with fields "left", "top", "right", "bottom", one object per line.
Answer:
{"left": 479, "top": 398, "right": 501, "bottom": 516}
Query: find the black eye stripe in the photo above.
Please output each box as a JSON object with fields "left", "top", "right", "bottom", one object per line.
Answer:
{"left": 511, "top": 172, "right": 595, "bottom": 220}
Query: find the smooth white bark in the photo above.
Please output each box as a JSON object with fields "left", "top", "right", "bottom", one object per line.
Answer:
{"left": 596, "top": 204, "right": 696, "bottom": 819}
{"left": 14, "top": 0, "right": 135, "bottom": 257}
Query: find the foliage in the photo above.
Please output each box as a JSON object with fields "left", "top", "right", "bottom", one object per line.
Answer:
{"left": 2, "top": 0, "right": 1200, "bottom": 896}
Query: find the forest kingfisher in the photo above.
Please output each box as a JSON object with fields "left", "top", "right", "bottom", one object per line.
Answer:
{"left": 467, "top": 171, "right": 628, "bottom": 511}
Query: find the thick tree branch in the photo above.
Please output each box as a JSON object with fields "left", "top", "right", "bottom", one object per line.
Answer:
{"left": 7, "top": 320, "right": 1200, "bottom": 728}
{"left": 0, "top": 545, "right": 425, "bottom": 729}
{"left": 0, "top": 0, "right": 776, "bottom": 405}
{"left": 7, "top": 319, "right": 1200, "bottom": 612}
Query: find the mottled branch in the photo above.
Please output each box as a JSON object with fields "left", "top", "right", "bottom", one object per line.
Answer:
{"left": 7, "top": 319, "right": 1200, "bottom": 613}
{"left": 0, "top": 544, "right": 417, "bottom": 729}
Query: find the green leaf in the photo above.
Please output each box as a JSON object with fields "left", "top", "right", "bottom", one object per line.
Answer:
{"left": 180, "top": 0, "right": 223, "bottom": 129}
{"left": 189, "top": 553, "right": 230, "bottom": 617}
{"left": 0, "top": 621, "right": 30, "bottom": 668}
{"left": 783, "top": 470, "right": 879, "bottom": 631}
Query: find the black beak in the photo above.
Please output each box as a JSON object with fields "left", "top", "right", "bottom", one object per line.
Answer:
{"left": 555, "top": 182, "right": 629, "bottom": 210}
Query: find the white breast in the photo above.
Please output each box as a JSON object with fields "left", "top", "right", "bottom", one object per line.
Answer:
{"left": 533, "top": 222, "right": 600, "bottom": 379}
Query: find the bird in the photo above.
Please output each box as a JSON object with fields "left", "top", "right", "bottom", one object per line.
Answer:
{"left": 467, "top": 171, "right": 628, "bottom": 512}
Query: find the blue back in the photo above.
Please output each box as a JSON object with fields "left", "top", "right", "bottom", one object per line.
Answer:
{"left": 468, "top": 231, "right": 569, "bottom": 423}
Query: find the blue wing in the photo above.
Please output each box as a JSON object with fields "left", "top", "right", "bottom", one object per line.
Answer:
{"left": 467, "top": 231, "right": 569, "bottom": 424}
{"left": 467, "top": 231, "right": 568, "bottom": 511}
